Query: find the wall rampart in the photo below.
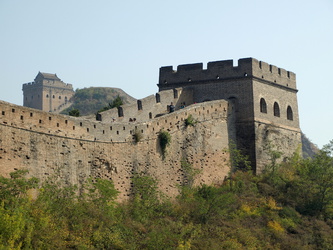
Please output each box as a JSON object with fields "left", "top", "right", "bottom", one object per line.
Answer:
{"left": 0, "top": 97, "right": 229, "bottom": 143}
{"left": 0, "top": 99, "right": 232, "bottom": 200}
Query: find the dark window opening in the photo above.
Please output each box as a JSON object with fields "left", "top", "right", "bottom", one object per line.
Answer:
{"left": 287, "top": 106, "right": 293, "bottom": 120}
{"left": 137, "top": 100, "right": 142, "bottom": 110}
{"left": 156, "top": 93, "right": 161, "bottom": 103}
{"left": 118, "top": 107, "right": 124, "bottom": 117}
{"left": 274, "top": 102, "right": 280, "bottom": 117}
{"left": 173, "top": 89, "right": 178, "bottom": 98}
{"left": 149, "top": 112, "right": 152, "bottom": 119}
{"left": 260, "top": 98, "right": 267, "bottom": 113}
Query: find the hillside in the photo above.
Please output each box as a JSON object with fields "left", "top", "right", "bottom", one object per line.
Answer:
{"left": 1, "top": 142, "right": 333, "bottom": 249}
{"left": 302, "top": 132, "right": 319, "bottom": 158}
{"left": 61, "top": 87, "right": 136, "bottom": 116}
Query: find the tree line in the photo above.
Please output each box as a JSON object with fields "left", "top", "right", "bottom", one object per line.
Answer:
{"left": 1, "top": 141, "right": 333, "bottom": 249}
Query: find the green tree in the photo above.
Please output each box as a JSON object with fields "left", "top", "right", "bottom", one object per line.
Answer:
{"left": 109, "top": 95, "right": 123, "bottom": 109}
{"left": 68, "top": 108, "right": 80, "bottom": 117}
{"left": 96, "top": 95, "right": 124, "bottom": 119}
{"left": 0, "top": 170, "right": 38, "bottom": 249}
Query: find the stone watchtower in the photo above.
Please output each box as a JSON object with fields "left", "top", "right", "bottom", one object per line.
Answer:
{"left": 22, "top": 72, "right": 74, "bottom": 113}
{"left": 158, "top": 58, "right": 301, "bottom": 173}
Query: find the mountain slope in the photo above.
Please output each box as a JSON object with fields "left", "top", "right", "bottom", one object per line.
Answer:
{"left": 61, "top": 87, "right": 136, "bottom": 116}
{"left": 301, "top": 132, "right": 319, "bottom": 158}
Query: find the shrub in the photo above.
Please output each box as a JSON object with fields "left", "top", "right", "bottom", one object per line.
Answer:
{"left": 158, "top": 130, "right": 171, "bottom": 157}
{"left": 184, "top": 115, "right": 196, "bottom": 127}
{"left": 68, "top": 109, "right": 80, "bottom": 117}
{"left": 133, "top": 130, "right": 143, "bottom": 143}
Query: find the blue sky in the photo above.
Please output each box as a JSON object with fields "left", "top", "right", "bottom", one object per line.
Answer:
{"left": 0, "top": 0, "right": 332, "bottom": 148}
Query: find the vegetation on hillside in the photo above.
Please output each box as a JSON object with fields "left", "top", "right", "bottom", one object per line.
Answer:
{"left": 95, "top": 95, "right": 123, "bottom": 120}
{"left": 302, "top": 132, "right": 319, "bottom": 158}
{"left": 61, "top": 87, "right": 135, "bottom": 116}
{"left": 1, "top": 141, "right": 333, "bottom": 249}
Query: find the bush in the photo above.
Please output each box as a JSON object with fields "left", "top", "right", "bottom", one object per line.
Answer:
{"left": 68, "top": 109, "right": 80, "bottom": 117}
{"left": 184, "top": 115, "right": 196, "bottom": 127}
{"left": 133, "top": 130, "right": 143, "bottom": 143}
{"left": 158, "top": 130, "right": 171, "bottom": 157}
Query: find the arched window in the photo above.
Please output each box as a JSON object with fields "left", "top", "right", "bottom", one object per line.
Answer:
{"left": 59, "top": 96, "right": 61, "bottom": 99}
{"left": 260, "top": 98, "right": 267, "bottom": 113}
{"left": 52, "top": 95, "right": 55, "bottom": 99}
{"left": 149, "top": 112, "right": 152, "bottom": 119}
{"left": 287, "top": 106, "right": 293, "bottom": 120}
{"left": 273, "top": 102, "right": 280, "bottom": 117}
{"left": 46, "top": 94, "right": 49, "bottom": 98}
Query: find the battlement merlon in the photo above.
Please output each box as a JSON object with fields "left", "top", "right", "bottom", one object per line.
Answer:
{"left": 22, "top": 81, "right": 74, "bottom": 91}
{"left": 159, "top": 58, "right": 297, "bottom": 90}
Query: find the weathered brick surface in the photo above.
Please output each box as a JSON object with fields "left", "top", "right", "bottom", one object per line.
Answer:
{"left": 0, "top": 100, "right": 231, "bottom": 200}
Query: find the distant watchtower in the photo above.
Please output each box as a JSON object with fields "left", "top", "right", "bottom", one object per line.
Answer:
{"left": 158, "top": 58, "right": 301, "bottom": 173}
{"left": 22, "top": 72, "right": 74, "bottom": 113}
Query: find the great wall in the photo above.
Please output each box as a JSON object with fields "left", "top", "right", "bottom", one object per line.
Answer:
{"left": 0, "top": 57, "right": 302, "bottom": 200}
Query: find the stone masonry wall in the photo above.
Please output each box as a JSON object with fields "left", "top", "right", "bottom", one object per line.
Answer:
{"left": 157, "top": 58, "right": 301, "bottom": 173}
{"left": 100, "top": 88, "right": 194, "bottom": 123}
{"left": 23, "top": 77, "right": 74, "bottom": 113}
{"left": 0, "top": 100, "right": 232, "bottom": 201}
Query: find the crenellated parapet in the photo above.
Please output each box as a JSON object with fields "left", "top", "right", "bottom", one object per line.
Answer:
{"left": 99, "top": 88, "right": 194, "bottom": 123}
{"left": 22, "top": 80, "right": 73, "bottom": 91}
{"left": 159, "top": 58, "right": 296, "bottom": 90}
